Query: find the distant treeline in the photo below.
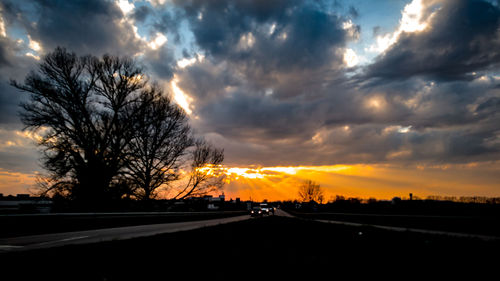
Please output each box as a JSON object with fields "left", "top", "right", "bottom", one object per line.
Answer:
{"left": 423, "top": 196, "right": 500, "bottom": 204}
{"left": 279, "top": 195, "right": 500, "bottom": 216}
{"left": 324, "top": 195, "right": 500, "bottom": 204}
{"left": 275, "top": 195, "right": 500, "bottom": 206}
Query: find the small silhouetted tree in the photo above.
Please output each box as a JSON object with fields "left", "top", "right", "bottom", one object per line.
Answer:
{"left": 298, "top": 180, "right": 324, "bottom": 203}
{"left": 173, "top": 140, "right": 225, "bottom": 200}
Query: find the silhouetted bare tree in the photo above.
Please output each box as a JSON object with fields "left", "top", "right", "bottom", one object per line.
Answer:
{"left": 12, "top": 47, "right": 223, "bottom": 208}
{"left": 12, "top": 48, "right": 147, "bottom": 206}
{"left": 173, "top": 140, "right": 225, "bottom": 200}
{"left": 298, "top": 180, "right": 324, "bottom": 203}
{"left": 125, "top": 85, "right": 193, "bottom": 200}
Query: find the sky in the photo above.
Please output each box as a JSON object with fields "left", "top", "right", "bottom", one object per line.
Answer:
{"left": 0, "top": 0, "right": 500, "bottom": 201}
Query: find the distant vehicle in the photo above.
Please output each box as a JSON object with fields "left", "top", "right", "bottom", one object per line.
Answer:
{"left": 250, "top": 206, "right": 263, "bottom": 217}
{"left": 259, "top": 203, "right": 274, "bottom": 215}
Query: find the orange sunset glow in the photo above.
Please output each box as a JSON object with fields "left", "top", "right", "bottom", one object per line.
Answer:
{"left": 196, "top": 162, "right": 500, "bottom": 202}
{"left": 4, "top": 161, "right": 500, "bottom": 201}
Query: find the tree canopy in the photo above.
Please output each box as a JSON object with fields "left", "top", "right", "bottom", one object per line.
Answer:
{"left": 298, "top": 180, "right": 324, "bottom": 203}
{"left": 12, "top": 47, "right": 224, "bottom": 209}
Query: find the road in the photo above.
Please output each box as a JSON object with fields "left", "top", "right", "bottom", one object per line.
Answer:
{"left": 274, "top": 209, "right": 294, "bottom": 217}
{"left": 0, "top": 214, "right": 250, "bottom": 252}
{"left": 281, "top": 210, "right": 500, "bottom": 241}
{"left": 5, "top": 208, "right": 493, "bottom": 253}
{"left": 314, "top": 218, "right": 500, "bottom": 241}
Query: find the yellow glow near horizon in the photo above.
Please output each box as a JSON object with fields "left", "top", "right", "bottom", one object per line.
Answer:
{"left": 0, "top": 169, "right": 38, "bottom": 195}
{"left": 198, "top": 164, "right": 353, "bottom": 183}
{"left": 194, "top": 162, "right": 500, "bottom": 202}
{"left": 1, "top": 162, "right": 500, "bottom": 201}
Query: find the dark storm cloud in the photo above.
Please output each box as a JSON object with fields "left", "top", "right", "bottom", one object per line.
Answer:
{"left": 181, "top": 57, "right": 500, "bottom": 166}
{"left": 132, "top": 5, "right": 152, "bottom": 22}
{"left": 0, "top": 147, "right": 39, "bottom": 173}
{"left": 365, "top": 0, "right": 500, "bottom": 81}
{"left": 354, "top": 78, "right": 495, "bottom": 129}
{"left": 0, "top": 36, "right": 37, "bottom": 126}
{"left": 0, "top": 0, "right": 499, "bottom": 169}
{"left": 0, "top": 36, "right": 40, "bottom": 172}
{"left": 0, "top": 0, "right": 177, "bottom": 120}
{"left": 2, "top": 0, "right": 142, "bottom": 56}
{"left": 43, "top": 0, "right": 497, "bottom": 167}
{"left": 0, "top": 82, "right": 22, "bottom": 125}
{"left": 476, "top": 97, "right": 500, "bottom": 115}
{"left": 348, "top": 6, "right": 359, "bottom": 18}
{"left": 0, "top": 0, "right": 169, "bottom": 175}
{"left": 0, "top": 37, "right": 13, "bottom": 67}
{"left": 176, "top": 0, "right": 350, "bottom": 73}
{"left": 197, "top": 92, "right": 319, "bottom": 141}
{"left": 169, "top": 0, "right": 500, "bottom": 166}
{"left": 152, "top": 9, "right": 183, "bottom": 44}
{"left": 143, "top": 47, "right": 176, "bottom": 80}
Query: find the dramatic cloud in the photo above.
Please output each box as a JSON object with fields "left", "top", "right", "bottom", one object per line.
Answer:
{"left": 10, "top": 0, "right": 143, "bottom": 56}
{"left": 0, "top": 0, "right": 499, "bottom": 197}
{"left": 0, "top": 37, "right": 37, "bottom": 126}
{"left": 175, "top": 0, "right": 357, "bottom": 97}
{"left": 365, "top": 0, "right": 500, "bottom": 81}
{"left": 170, "top": 0, "right": 500, "bottom": 168}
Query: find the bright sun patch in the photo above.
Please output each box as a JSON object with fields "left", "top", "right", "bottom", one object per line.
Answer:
{"left": 148, "top": 33, "right": 167, "bottom": 50}
{"left": 116, "top": 0, "right": 134, "bottom": 15}
{"left": 0, "top": 15, "right": 6, "bottom": 37}
{"left": 171, "top": 76, "right": 193, "bottom": 115}
{"left": 367, "top": 0, "right": 432, "bottom": 53}
{"left": 198, "top": 165, "right": 353, "bottom": 183}
{"left": 343, "top": 48, "right": 359, "bottom": 67}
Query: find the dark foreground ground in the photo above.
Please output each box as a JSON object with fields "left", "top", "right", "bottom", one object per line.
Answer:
{"left": 287, "top": 210, "right": 500, "bottom": 237}
{"left": 1, "top": 216, "right": 499, "bottom": 280}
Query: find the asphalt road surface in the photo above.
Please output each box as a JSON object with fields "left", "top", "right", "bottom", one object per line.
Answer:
{"left": 0, "top": 214, "right": 250, "bottom": 252}
{"left": 274, "top": 208, "right": 294, "bottom": 217}
{"left": 286, "top": 211, "right": 500, "bottom": 241}
{"left": 5, "top": 207, "right": 492, "bottom": 254}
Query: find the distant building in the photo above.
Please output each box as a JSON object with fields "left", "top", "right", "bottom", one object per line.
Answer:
{"left": 206, "top": 194, "right": 225, "bottom": 210}
{"left": 391, "top": 197, "right": 402, "bottom": 204}
{"left": 166, "top": 193, "right": 246, "bottom": 211}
